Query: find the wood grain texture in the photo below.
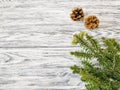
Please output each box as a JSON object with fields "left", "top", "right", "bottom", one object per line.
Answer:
{"left": 0, "top": 0, "right": 120, "bottom": 90}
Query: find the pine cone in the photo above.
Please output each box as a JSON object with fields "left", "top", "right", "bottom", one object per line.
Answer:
{"left": 84, "top": 15, "right": 99, "bottom": 30}
{"left": 70, "top": 7, "right": 84, "bottom": 21}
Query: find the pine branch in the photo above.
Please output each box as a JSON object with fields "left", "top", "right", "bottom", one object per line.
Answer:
{"left": 70, "top": 32, "right": 120, "bottom": 90}
{"left": 70, "top": 51, "right": 94, "bottom": 60}
{"left": 72, "top": 32, "right": 96, "bottom": 53}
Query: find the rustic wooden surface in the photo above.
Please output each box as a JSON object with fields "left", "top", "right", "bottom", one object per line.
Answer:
{"left": 0, "top": 0, "right": 120, "bottom": 90}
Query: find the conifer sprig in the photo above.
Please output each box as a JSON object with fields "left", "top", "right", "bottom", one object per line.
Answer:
{"left": 70, "top": 32, "right": 120, "bottom": 90}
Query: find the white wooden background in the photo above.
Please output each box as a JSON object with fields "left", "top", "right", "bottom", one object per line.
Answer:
{"left": 0, "top": 0, "right": 120, "bottom": 90}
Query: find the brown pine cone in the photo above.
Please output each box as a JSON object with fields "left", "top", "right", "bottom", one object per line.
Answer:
{"left": 84, "top": 15, "right": 99, "bottom": 30}
{"left": 70, "top": 7, "right": 84, "bottom": 21}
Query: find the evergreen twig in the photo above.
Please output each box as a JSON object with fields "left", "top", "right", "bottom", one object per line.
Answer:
{"left": 70, "top": 32, "right": 120, "bottom": 90}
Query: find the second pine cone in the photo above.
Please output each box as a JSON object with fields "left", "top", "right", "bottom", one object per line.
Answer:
{"left": 84, "top": 15, "right": 99, "bottom": 30}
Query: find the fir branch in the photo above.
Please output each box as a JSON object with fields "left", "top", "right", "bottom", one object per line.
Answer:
{"left": 72, "top": 32, "right": 97, "bottom": 53}
{"left": 71, "top": 51, "right": 94, "bottom": 60}
{"left": 70, "top": 32, "right": 120, "bottom": 90}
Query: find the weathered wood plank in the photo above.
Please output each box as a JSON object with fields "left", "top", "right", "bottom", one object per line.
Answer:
{"left": 0, "top": 0, "right": 120, "bottom": 47}
{"left": 0, "top": 48, "right": 85, "bottom": 90}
